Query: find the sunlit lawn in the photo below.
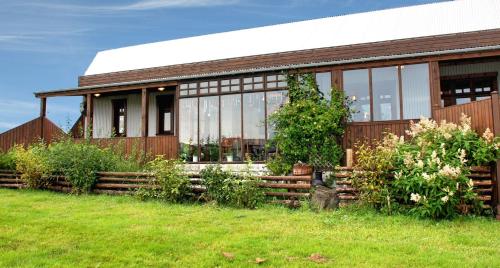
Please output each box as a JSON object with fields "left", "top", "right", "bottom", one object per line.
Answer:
{"left": 0, "top": 189, "right": 499, "bottom": 267}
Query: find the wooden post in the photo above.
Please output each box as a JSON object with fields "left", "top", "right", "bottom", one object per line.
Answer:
{"left": 40, "top": 97, "right": 46, "bottom": 140}
{"left": 429, "top": 61, "right": 441, "bottom": 118}
{"left": 86, "top": 94, "right": 93, "bottom": 139}
{"left": 491, "top": 91, "right": 500, "bottom": 220}
{"left": 141, "top": 88, "right": 149, "bottom": 155}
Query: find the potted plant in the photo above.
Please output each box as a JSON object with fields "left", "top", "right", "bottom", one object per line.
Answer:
{"left": 225, "top": 153, "right": 234, "bottom": 162}
{"left": 293, "top": 162, "right": 313, "bottom": 176}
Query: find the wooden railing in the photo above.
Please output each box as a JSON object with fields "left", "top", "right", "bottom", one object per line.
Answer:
{"left": 434, "top": 98, "right": 494, "bottom": 134}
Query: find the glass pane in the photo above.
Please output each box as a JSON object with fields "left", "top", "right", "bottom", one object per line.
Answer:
{"left": 244, "top": 84, "right": 253, "bottom": 90}
{"left": 277, "top": 74, "right": 286, "bottom": 81}
{"left": 372, "top": 66, "right": 400, "bottom": 121}
{"left": 254, "top": 76, "right": 263, "bottom": 83}
{"left": 267, "top": 82, "right": 277, "bottom": 89}
{"left": 199, "top": 88, "right": 208, "bottom": 94}
{"left": 231, "top": 79, "right": 240, "bottom": 85}
{"left": 199, "top": 96, "right": 219, "bottom": 162}
{"left": 316, "top": 72, "right": 332, "bottom": 100}
{"left": 243, "top": 92, "right": 265, "bottom": 161}
{"left": 456, "top": 98, "right": 471, "bottom": 105}
{"left": 267, "top": 75, "right": 277, "bottom": 82}
{"left": 200, "top": 82, "right": 208, "bottom": 88}
{"left": 231, "top": 85, "right": 240, "bottom": 92}
{"left": 278, "top": 81, "right": 287, "bottom": 88}
{"left": 119, "top": 115, "right": 125, "bottom": 134}
{"left": 254, "top": 83, "right": 263, "bottom": 90}
{"left": 477, "top": 96, "right": 490, "bottom": 101}
{"left": 163, "top": 112, "right": 171, "bottom": 132}
{"left": 209, "top": 81, "right": 218, "bottom": 87}
{"left": 221, "top": 80, "right": 230, "bottom": 86}
{"left": 221, "top": 86, "right": 230, "bottom": 92}
{"left": 180, "top": 91, "right": 188, "bottom": 96}
{"left": 180, "top": 84, "right": 188, "bottom": 90}
{"left": 244, "top": 77, "right": 253, "bottom": 84}
{"left": 221, "top": 95, "right": 242, "bottom": 162}
{"left": 188, "top": 89, "right": 197, "bottom": 95}
{"left": 189, "top": 83, "right": 197, "bottom": 89}
{"left": 179, "top": 98, "right": 199, "bottom": 162}
{"left": 401, "top": 63, "right": 431, "bottom": 119}
{"left": 343, "top": 69, "right": 370, "bottom": 122}
{"left": 209, "top": 87, "right": 218, "bottom": 94}
{"left": 266, "top": 91, "right": 288, "bottom": 139}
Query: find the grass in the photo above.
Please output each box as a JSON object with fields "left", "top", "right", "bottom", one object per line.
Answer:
{"left": 0, "top": 189, "right": 499, "bottom": 267}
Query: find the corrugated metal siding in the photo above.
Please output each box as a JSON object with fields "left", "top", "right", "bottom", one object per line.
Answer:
{"left": 92, "top": 94, "right": 142, "bottom": 138}
{"left": 440, "top": 61, "right": 500, "bottom": 85}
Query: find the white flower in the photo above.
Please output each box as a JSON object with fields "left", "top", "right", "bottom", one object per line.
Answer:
{"left": 482, "top": 128, "right": 494, "bottom": 143}
{"left": 422, "top": 172, "right": 431, "bottom": 181}
{"left": 459, "top": 114, "right": 472, "bottom": 133}
{"left": 458, "top": 149, "right": 467, "bottom": 164}
{"left": 467, "top": 179, "right": 474, "bottom": 188}
{"left": 403, "top": 153, "right": 414, "bottom": 167}
{"left": 394, "top": 171, "right": 403, "bottom": 180}
{"left": 410, "top": 193, "right": 421, "bottom": 203}
{"left": 438, "top": 165, "right": 461, "bottom": 179}
{"left": 441, "top": 195, "right": 449, "bottom": 203}
{"left": 440, "top": 143, "right": 446, "bottom": 157}
{"left": 416, "top": 160, "right": 424, "bottom": 168}
{"left": 443, "top": 133, "right": 452, "bottom": 140}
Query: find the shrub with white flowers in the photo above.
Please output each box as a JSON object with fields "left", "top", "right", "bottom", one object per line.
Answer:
{"left": 354, "top": 114, "right": 499, "bottom": 219}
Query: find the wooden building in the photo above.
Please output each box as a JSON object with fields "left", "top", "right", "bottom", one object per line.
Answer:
{"left": 2, "top": 0, "right": 500, "bottom": 164}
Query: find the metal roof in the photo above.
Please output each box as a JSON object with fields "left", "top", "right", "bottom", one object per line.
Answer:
{"left": 84, "top": 0, "right": 500, "bottom": 76}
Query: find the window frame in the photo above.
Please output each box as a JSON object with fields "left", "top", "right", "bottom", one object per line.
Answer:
{"left": 156, "top": 95, "right": 175, "bottom": 136}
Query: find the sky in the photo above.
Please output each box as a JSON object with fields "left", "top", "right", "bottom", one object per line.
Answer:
{"left": 0, "top": 0, "right": 444, "bottom": 133}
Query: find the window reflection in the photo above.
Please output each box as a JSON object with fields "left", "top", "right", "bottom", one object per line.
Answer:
{"left": 401, "top": 64, "right": 430, "bottom": 119}
{"left": 179, "top": 98, "right": 199, "bottom": 162}
{"left": 372, "top": 67, "right": 400, "bottom": 121}
{"left": 221, "top": 95, "right": 242, "bottom": 162}
{"left": 199, "top": 96, "right": 219, "bottom": 162}
{"left": 243, "top": 92, "right": 266, "bottom": 161}
{"left": 343, "top": 69, "right": 370, "bottom": 122}
{"left": 266, "top": 91, "right": 288, "bottom": 139}
{"left": 315, "top": 72, "right": 332, "bottom": 100}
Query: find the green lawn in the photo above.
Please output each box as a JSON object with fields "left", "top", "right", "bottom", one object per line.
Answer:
{"left": 0, "top": 189, "right": 499, "bottom": 267}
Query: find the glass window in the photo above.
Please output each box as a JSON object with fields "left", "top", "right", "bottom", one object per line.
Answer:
{"left": 157, "top": 95, "right": 174, "bottom": 135}
{"left": 243, "top": 76, "right": 264, "bottom": 91}
{"left": 199, "top": 96, "right": 219, "bottom": 162}
{"left": 316, "top": 72, "right": 332, "bottom": 100}
{"left": 456, "top": 97, "right": 471, "bottom": 105}
{"left": 372, "top": 66, "right": 400, "bottom": 121}
{"left": 112, "top": 99, "right": 127, "bottom": 137}
{"left": 266, "top": 91, "right": 288, "bottom": 139}
{"left": 221, "top": 95, "right": 242, "bottom": 162}
{"left": 179, "top": 98, "right": 199, "bottom": 162}
{"left": 401, "top": 63, "right": 431, "bottom": 119}
{"left": 343, "top": 69, "right": 370, "bottom": 122}
{"left": 266, "top": 74, "right": 288, "bottom": 89}
{"left": 243, "top": 92, "right": 266, "bottom": 161}
{"left": 221, "top": 79, "right": 240, "bottom": 92}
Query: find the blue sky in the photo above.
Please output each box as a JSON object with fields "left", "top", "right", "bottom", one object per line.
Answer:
{"left": 0, "top": 0, "right": 443, "bottom": 133}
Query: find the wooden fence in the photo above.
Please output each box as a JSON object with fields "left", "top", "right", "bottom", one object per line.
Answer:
{"left": 1, "top": 166, "right": 494, "bottom": 210}
{"left": 0, "top": 117, "right": 65, "bottom": 152}
{"left": 434, "top": 98, "right": 494, "bottom": 134}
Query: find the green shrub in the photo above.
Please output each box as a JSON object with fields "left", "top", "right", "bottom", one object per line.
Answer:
{"left": 13, "top": 143, "right": 52, "bottom": 189}
{"left": 0, "top": 150, "right": 16, "bottom": 170}
{"left": 137, "top": 157, "right": 191, "bottom": 202}
{"left": 47, "top": 139, "right": 123, "bottom": 193}
{"left": 266, "top": 73, "right": 350, "bottom": 173}
{"left": 201, "top": 164, "right": 264, "bottom": 209}
{"left": 353, "top": 115, "right": 499, "bottom": 219}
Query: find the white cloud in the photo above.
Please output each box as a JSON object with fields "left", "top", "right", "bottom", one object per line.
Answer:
{"left": 120, "top": 0, "right": 240, "bottom": 10}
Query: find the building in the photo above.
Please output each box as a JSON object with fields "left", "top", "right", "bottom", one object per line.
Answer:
{"left": 2, "top": 0, "right": 500, "bottom": 166}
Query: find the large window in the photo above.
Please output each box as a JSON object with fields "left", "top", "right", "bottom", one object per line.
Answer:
{"left": 315, "top": 72, "right": 332, "bottom": 100}
{"left": 372, "top": 66, "right": 400, "bottom": 121}
{"left": 343, "top": 69, "right": 370, "bottom": 122}
{"left": 243, "top": 92, "right": 266, "bottom": 161}
{"left": 401, "top": 64, "right": 431, "bottom": 119}
{"left": 441, "top": 73, "right": 497, "bottom": 107}
{"left": 199, "top": 96, "right": 219, "bottom": 162}
{"left": 179, "top": 98, "right": 198, "bottom": 162}
{"left": 343, "top": 63, "right": 430, "bottom": 122}
{"left": 266, "top": 90, "right": 288, "bottom": 139}
{"left": 112, "top": 99, "right": 127, "bottom": 137}
{"left": 221, "top": 95, "right": 242, "bottom": 162}
{"left": 157, "top": 95, "right": 174, "bottom": 135}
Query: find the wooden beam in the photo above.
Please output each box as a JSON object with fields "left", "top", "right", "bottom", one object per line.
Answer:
{"left": 429, "top": 61, "right": 441, "bottom": 118}
{"left": 141, "top": 88, "right": 149, "bottom": 155}
{"left": 40, "top": 97, "right": 46, "bottom": 140}
{"left": 86, "top": 94, "right": 93, "bottom": 139}
{"left": 490, "top": 91, "right": 500, "bottom": 220}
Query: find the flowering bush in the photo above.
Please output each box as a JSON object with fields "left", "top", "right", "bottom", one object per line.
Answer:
{"left": 353, "top": 115, "right": 499, "bottom": 219}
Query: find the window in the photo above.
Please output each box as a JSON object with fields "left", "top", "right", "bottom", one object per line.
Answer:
{"left": 199, "top": 96, "right": 219, "bottom": 162}
{"left": 315, "top": 72, "right": 332, "bottom": 100}
{"left": 243, "top": 76, "right": 264, "bottom": 91}
{"left": 157, "top": 95, "right": 174, "bottom": 135}
{"left": 180, "top": 83, "right": 198, "bottom": 96}
{"left": 221, "top": 79, "right": 240, "bottom": 92}
{"left": 343, "top": 69, "right": 370, "bottom": 122}
{"left": 179, "top": 98, "right": 198, "bottom": 162}
{"left": 441, "top": 73, "right": 497, "bottom": 107}
{"left": 199, "top": 81, "right": 218, "bottom": 94}
{"left": 266, "top": 90, "right": 288, "bottom": 139}
{"left": 401, "top": 64, "right": 431, "bottom": 119}
{"left": 243, "top": 92, "right": 265, "bottom": 161}
{"left": 112, "top": 99, "right": 127, "bottom": 137}
{"left": 266, "top": 74, "right": 287, "bottom": 89}
{"left": 372, "top": 66, "right": 400, "bottom": 121}
{"left": 221, "top": 95, "right": 242, "bottom": 162}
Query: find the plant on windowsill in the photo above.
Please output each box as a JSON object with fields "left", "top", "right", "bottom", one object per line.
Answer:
{"left": 266, "top": 73, "right": 352, "bottom": 176}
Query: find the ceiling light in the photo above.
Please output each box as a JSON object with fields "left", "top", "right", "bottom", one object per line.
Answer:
{"left": 158, "top": 87, "right": 165, "bottom": 91}
{"left": 94, "top": 93, "right": 101, "bottom": 97}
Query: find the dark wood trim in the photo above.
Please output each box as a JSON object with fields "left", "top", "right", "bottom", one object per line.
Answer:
{"left": 441, "top": 72, "right": 498, "bottom": 81}
{"left": 368, "top": 68, "right": 374, "bottom": 122}
{"left": 86, "top": 94, "right": 93, "bottom": 138}
{"left": 155, "top": 94, "right": 175, "bottom": 136}
{"left": 398, "top": 66, "right": 404, "bottom": 120}
{"left": 490, "top": 91, "right": 500, "bottom": 219}
{"left": 141, "top": 89, "right": 148, "bottom": 138}
{"left": 429, "top": 61, "right": 441, "bottom": 117}
{"left": 40, "top": 98, "right": 46, "bottom": 140}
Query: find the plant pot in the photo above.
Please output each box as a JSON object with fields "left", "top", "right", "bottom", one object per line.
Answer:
{"left": 293, "top": 163, "right": 313, "bottom": 176}
{"left": 192, "top": 155, "right": 199, "bottom": 163}
{"left": 226, "top": 154, "right": 234, "bottom": 162}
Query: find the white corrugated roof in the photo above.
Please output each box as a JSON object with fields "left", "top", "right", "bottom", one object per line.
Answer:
{"left": 85, "top": 0, "right": 500, "bottom": 76}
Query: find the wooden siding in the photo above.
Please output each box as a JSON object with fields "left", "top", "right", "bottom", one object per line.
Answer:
{"left": 343, "top": 121, "right": 412, "bottom": 149}
{"left": 77, "top": 30, "right": 500, "bottom": 87}
{"left": 434, "top": 98, "right": 494, "bottom": 134}
{"left": 0, "top": 117, "right": 65, "bottom": 152}
{"left": 146, "top": 136, "right": 178, "bottom": 159}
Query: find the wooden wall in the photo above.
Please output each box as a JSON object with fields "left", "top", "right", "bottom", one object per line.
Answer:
{"left": 434, "top": 98, "right": 494, "bottom": 134}
{"left": 0, "top": 117, "right": 65, "bottom": 152}
{"left": 343, "top": 121, "right": 412, "bottom": 149}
